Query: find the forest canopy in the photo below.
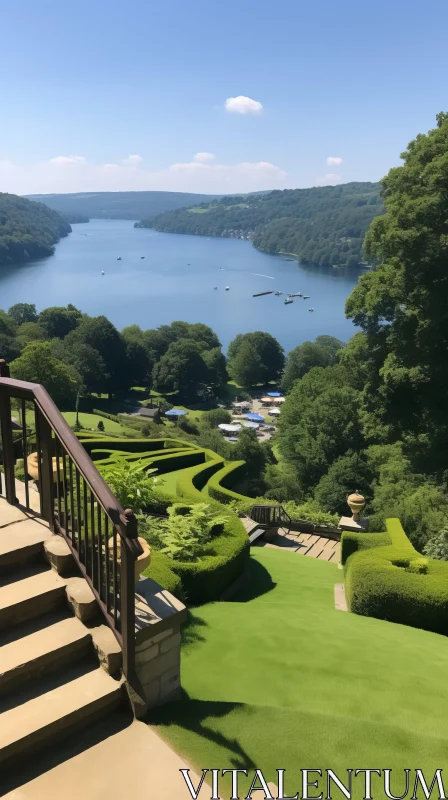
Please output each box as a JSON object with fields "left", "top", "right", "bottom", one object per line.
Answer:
{"left": 0, "top": 193, "right": 71, "bottom": 267}
{"left": 141, "top": 182, "right": 384, "bottom": 269}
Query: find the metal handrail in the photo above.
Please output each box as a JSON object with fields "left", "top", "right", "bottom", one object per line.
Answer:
{"left": 0, "top": 375, "right": 142, "bottom": 686}
{"left": 250, "top": 504, "right": 292, "bottom": 535}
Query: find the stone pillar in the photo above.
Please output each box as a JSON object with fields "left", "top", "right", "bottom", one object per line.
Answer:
{"left": 132, "top": 576, "right": 187, "bottom": 714}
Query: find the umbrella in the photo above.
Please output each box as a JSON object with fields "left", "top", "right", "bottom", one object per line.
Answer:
{"left": 245, "top": 413, "right": 264, "bottom": 422}
{"left": 242, "top": 421, "right": 260, "bottom": 429}
{"left": 165, "top": 409, "right": 188, "bottom": 417}
{"left": 267, "top": 392, "right": 282, "bottom": 397}
{"left": 269, "top": 408, "right": 281, "bottom": 416}
{"left": 260, "top": 396, "right": 273, "bottom": 403}
{"left": 228, "top": 437, "right": 239, "bottom": 442}
{"left": 274, "top": 396, "right": 286, "bottom": 403}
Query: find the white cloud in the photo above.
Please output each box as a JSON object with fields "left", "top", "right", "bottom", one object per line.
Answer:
{"left": 193, "top": 152, "right": 216, "bottom": 163}
{"left": 121, "top": 154, "right": 143, "bottom": 166}
{"left": 0, "top": 154, "right": 287, "bottom": 195}
{"left": 315, "top": 173, "right": 341, "bottom": 186}
{"left": 326, "top": 156, "right": 343, "bottom": 166}
{"left": 224, "top": 96, "right": 263, "bottom": 115}
{"left": 48, "top": 155, "right": 86, "bottom": 165}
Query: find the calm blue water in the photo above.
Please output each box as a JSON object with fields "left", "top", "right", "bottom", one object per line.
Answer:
{"left": 0, "top": 219, "right": 362, "bottom": 352}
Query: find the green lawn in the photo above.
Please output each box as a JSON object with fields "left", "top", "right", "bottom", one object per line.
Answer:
{"left": 61, "top": 412, "right": 129, "bottom": 435}
{"left": 151, "top": 549, "right": 448, "bottom": 798}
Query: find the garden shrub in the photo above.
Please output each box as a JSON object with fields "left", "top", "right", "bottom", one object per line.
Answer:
{"left": 344, "top": 518, "right": 448, "bottom": 635}
{"left": 207, "top": 461, "right": 248, "bottom": 504}
{"left": 92, "top": 409, "right": 120, "bottom": 423}
{"left": 143, "top": 551, "right": 183, "bottom": 599}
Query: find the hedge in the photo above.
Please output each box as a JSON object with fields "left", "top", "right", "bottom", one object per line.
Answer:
{"left": 143, "top": 550, "right": 183, "bottom": 599}
{"left": 93, "top": 447, "right": 204, "bottom": 474}
{"left": 92, "top": 409, "right": 120, "bottom": 423}
{"left": 343, "top": 518, "right": 448, "bottom": 635}
{"left": 79, "top": 437, "right": 167, "bottom": 455}
{"left": 207, "top": 461, "right": 248, "bottom": 504}
{"left": 176, "top": 452, "right": 225, "bottom": 502}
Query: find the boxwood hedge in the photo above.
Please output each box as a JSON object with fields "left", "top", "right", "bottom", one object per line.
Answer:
{"left": 207, "top": 461, "right": 248, "bottom": 504}
{"left": 343, "top": 518, "right": 448, "bottom": 635}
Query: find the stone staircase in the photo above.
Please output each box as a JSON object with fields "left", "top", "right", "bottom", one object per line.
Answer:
{"left": 0, "top": 497, "right": 125, "bottom": 771}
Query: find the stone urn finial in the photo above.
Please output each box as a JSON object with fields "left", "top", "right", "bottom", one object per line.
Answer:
{"left": 347, "top": 490, "right": 365, "bottom": 523}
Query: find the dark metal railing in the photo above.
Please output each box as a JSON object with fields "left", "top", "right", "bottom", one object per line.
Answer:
{"left": 250, "top": 504, "right": 292, "bottom": 535}
{"left": 0, "top": 372, "right": 142, "bottom": 687}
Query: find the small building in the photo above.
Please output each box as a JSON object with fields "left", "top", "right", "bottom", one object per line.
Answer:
{"left": 138, "top": 407, "right": 161, "bottom": 424}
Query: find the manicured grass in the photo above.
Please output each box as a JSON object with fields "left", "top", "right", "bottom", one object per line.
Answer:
{"left": 61, "top": 412, "right": 129, "bottom": 435}
{"left": 151, "top": 548, "right": 448, "bottom": 798}
{"left": 158, "top": 468, "right": 183, "bottom": 496}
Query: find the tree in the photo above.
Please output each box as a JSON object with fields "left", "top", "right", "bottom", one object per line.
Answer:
{"left": 152, "top": 340, "right": 210, "bottom": 397}
{"left": 51, "top": 339, "right": 109, "bottom": 395}
{"left": 277, "top": 365, "right": 363, "bottom": 490}
{"left": 201, "top": 347, "right": 227, "bottom": 387}
{"left": 281, "top": 336, "right": 344, "bottom": 394}
{"left": 16, "top": 322, "right": 46, "bottom": 348}
{"left": 38, "top": 305, "right": 81, "bottom": 339}
{"left": 8, "top": 303, "right": 37, "bottom": 326}
{"left": 143, "top": 321, "right": 220, "bottom": 362}
{"left": 201, "top": 408, "right": 232, "bottom": 427}
{"left": 0, "top": 309, "right": 16, "bottom": 337}
{"left": 0, "top": 333, "right": 20, "bottom": 363}
{"left": 345, "top": 112, "right": 448, "bottom": 459}
{"left": 9, "top": 342, "right": 81, "bottom": 407}
{"left": 228, "top": 331, "right": 284, "bottom": 383}
{"left": 232, "top": 429, "right": 266, "bottom": 480}
{"left": 313, "top": 452, "right": 373, "bottom": 515}
{"left": 66, "top": 315, "right": 128, "bottom": 394}
{"left": 121, "top": 325, "right": 153, "bottom": 387}
{"left": 228, "top": 340, "right": 265, "bottom": 387}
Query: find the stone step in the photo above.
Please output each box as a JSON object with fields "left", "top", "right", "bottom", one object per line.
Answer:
{"left": 0, "top": 666, "right": 122, "bottom": 766}
{"left": 0, "top": 566, "right": 66, "bottom": 629}
{"left": 0, "top": 615, "right": 92, "bottom": 693}
{"left": 0, "top": 517, "right": 50, "bottom": 570}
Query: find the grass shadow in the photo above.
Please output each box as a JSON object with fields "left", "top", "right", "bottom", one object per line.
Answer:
{"left": 148, "top": 693, "right": 257, "bottom": 771}
{"left": 228, "top": 556, "right": 277, "bottom": 603}
{"left": 181, "top": 610, "right": 209, "bottom": 649}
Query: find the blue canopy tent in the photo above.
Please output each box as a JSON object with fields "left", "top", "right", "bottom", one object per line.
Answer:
{"left": 165, "top": 409, "right": 188, "bottom": 417}
{"left": 245, "top": 413, "right": 264, "bottom": 422}
{"left": 267, "top": 392, "right": 282, "bottom": 397}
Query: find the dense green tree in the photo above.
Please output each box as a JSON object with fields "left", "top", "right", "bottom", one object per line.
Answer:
{"left": 50, "top": 339, "right": 109, "bottom": 395}
{"left": 152, "top": 340, "right": 210, "bottom": 397}
{"left": 228, "top": 331, "right": 284, "bottom": 384}
{"left": 228, "top": 340, "right": 265, "bottom": 386}
{"left": 345, "top": 113, "right": 448, "bottom": 459}
{"left": 0, "top": 333, "right": 20, "bottom": 362}
{"left": 66, "top": 315, "right": 128, "bottom": 394}
{"left": 38, "top": 305, "right": 81, "bottom": 339}
{"left": 10, "top": 342, "right": 81, "bottom": 407}
{"left": 8, "top": 303, "right": 37, "bottom": 326}
{"left": 232, "top": 430, "right": 266, "bottom": 480}
{"left": 16, "top": 322, "right": 46, "bottom": 347}
{"left": 278, "top": 366, "right": 363, "bottom": 490}
{"left": 143, "top": 321, "right": 221, "bottom": 363}
{"left": 281, "top": 336, "right": 344, "bottom": 393}
{"left": 201, "top": 408, "right": 232, "bottom": 427}
{"left": 313, "top": 452, "right": 373, "bottom": 515}
{"left": 0, "top": 310, "right": 16, "bottom": 337}
{"left": 121, "top": 326, "right": 153, "bottom": 387}
{"left": 201, "top": 347, "right": 227, "bottom": 387}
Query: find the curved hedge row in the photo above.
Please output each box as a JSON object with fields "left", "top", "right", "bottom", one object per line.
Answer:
{"left": 343, "top": 518, "right": 448, "bottom": 635}
{"left": 207, "top": 461, "right": 248, "bottom": 504}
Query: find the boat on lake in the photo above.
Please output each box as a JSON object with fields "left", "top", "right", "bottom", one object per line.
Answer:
{"left": 284, "top": 298, "right": 294, "bottom": 305}
{"left": 225, "top": 286, "right": 230, "bottom": 291}
{"left": 303, "top": 295, "right": 310, "bottom": 299}
{"left": 101, "top": 271, "right": 105, "bottom": 275}
{"left": 117, "top": 256, "right": 122, "bottom": 260}
{"left": 308, "top": 307, "right": 314, "bottom": 312}
{"left": 141, "top": 256, "right": 145, "bottom": 259}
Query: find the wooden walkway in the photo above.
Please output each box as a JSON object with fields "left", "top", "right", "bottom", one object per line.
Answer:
{"left": 255, "top": 529, "right": 340, "bottom": 563}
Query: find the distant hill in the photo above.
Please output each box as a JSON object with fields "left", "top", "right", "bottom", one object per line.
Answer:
{"left": 141, "top": 182, "right": 384, "bottom": 269}
{"left": 26, "top": 191, "right": 222, "bottom": 221}
{"left": 0, "top": 193, "right": 71, "bottom": 267}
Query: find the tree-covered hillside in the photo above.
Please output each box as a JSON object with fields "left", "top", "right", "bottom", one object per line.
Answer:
{"left": 27, "top": 191, "right": 222, "bottom": 221}
{"left": 143, "top": 182, "right": 384, "bottom": 268}
{"left": 0, "top": 194, "right": 71, "bottom": 267}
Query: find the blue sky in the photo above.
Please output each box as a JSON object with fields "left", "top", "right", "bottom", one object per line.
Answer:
{"left": 1, "top": 0, "right": 447, "bottom": 195}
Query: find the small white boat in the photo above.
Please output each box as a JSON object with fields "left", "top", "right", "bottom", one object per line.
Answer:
{"left": 141, "top": 256, "right": 145, "bottom": 259}
{"left": 303, "top": 295, "right": 310, "bottom": 299}
{"left": 284, "top": 298, "right": 293, "bottom": 305}
{"left": 308, "top": 307, "right": 314, "bottom": 312}
{"left": 225, "top": 286, "right": 230, "bottom": 291}
{"left": 117, "top": 256, "right": 122, "bottom": 261}
{"left": 101, "top": 271, "right": 105, "bottom": 275}
{"left": 214, "top": 286, "right": 218, "bottom": 290}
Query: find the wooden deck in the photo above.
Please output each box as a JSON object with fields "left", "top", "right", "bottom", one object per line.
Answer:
{"left": 255, "top": 529, "right": 340, "bottom": 563}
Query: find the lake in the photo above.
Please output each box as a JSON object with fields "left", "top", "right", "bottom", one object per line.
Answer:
{"left": 0, "top": 219, "right": 363, "bottom": 353}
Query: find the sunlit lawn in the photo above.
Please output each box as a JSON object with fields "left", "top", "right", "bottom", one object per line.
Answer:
{"left": 150, "top": 548, "right": 448, "bottom": 799}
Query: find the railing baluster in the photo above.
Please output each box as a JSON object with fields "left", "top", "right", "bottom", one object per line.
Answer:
{"left": 76, "top": 469, "right": 82, "bottom": 557}
{"left": 69, "top": 460, "right": 76, "bottom": 546}
{"left": 0, "top": 388, "right": 16, "bottom": 505}
{"left": 62, "top": 451, "right": 68, "bottom": 535}
{"left": 97, "top": 502, "right": 103, "bottom": 598}
{"left": 83, "top": 480, "right": 89, "bottom": 576}
{"left": 33, "top": 403, "right": 44, "bottom": 517}
{"left": 21, "top": 399, "right": 30, "bottom": 510}
{"left": 113, "top": 527, "right": 118, "bottom": 629}
{"left": 104, "top": 514, "right": 110, "bottom": 610}
{"left": 54, "top": 436, "right": 62, "bottom": 528}
{"left": 90, "top": 488, "right": 95, "bottom": 582}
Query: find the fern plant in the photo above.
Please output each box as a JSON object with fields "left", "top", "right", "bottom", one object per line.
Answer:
{"left": 100, "top": 460, "right": 157, "bottom": 512}
{"left": 141, "top": 502, "right": 227, "bottom": 562}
